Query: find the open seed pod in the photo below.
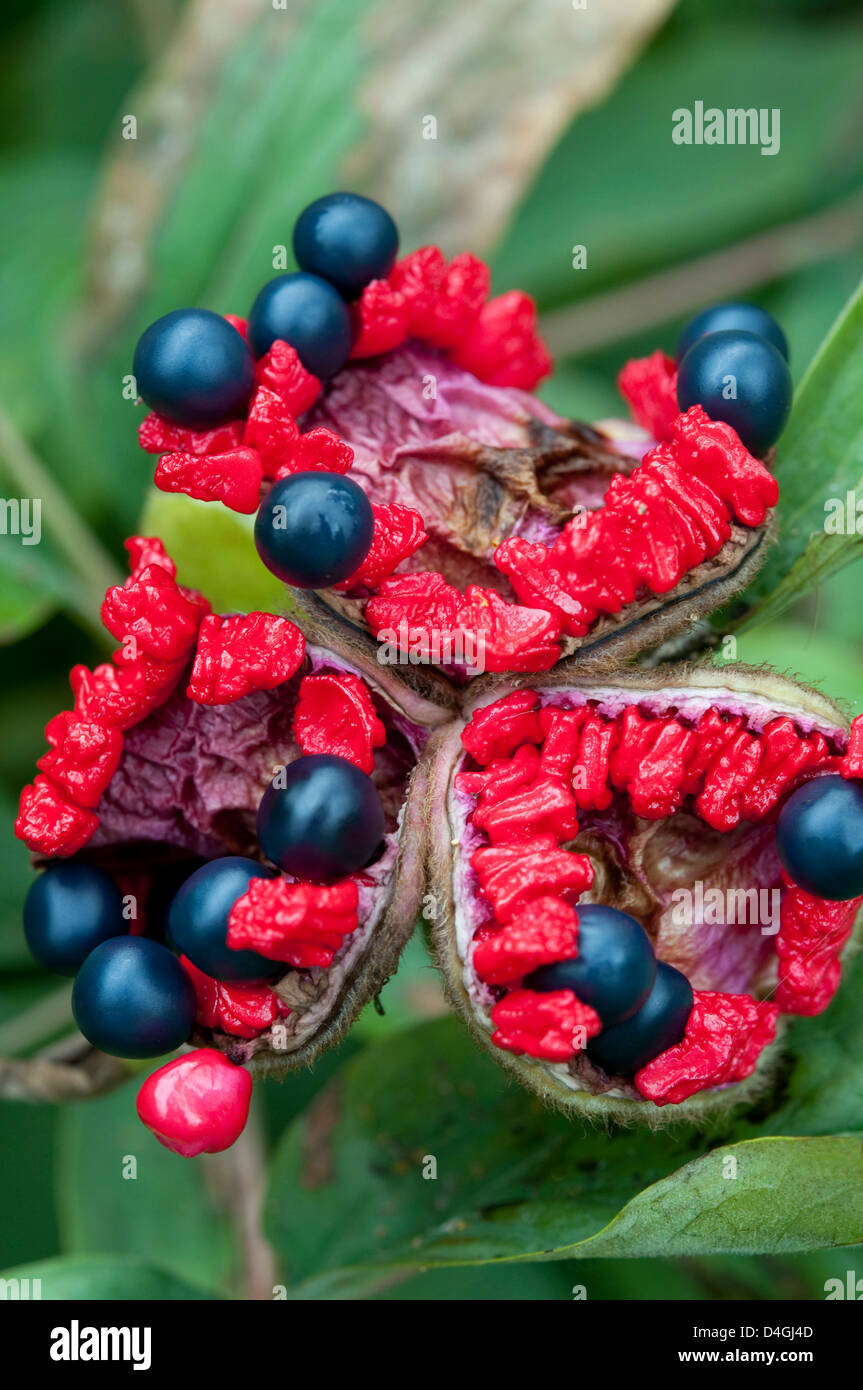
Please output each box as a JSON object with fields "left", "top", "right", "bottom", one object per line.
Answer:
{"left": 288, "top": 343, "right": 778, "bottom": 679}
{"left": 14, "top": 537, "right": 454, "bottom": 1106}
{"left": 138, "top": 247, "right": 779, "bottom": 684}
{"left": 426, "top": 664, "right": 863, "bottom": 1123}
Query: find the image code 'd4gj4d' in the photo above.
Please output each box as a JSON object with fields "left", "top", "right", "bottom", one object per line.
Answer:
{"left": 3, "top": 0, "right": 863, "bottom": 1315}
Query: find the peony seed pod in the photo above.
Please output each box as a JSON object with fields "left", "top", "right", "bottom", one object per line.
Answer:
{"left": 14, "top": 537, "right": 455, "bottom": 1099}
{"left": 288, "top": 343, "right": 777, "bottom": 681}
{"left": 139, "top": 253, "right": 779, "bottom": 686}
{"left": 15, "top": 207, "right": 848, "bottom": 1148}
{"left": 425, "top": 664, "right": 863, "bottom": 1123}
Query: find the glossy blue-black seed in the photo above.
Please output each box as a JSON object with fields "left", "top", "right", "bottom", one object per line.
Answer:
{"left": 676, "top": 329, "right": 792, "bottom": 455}
{"left": 256, "top": 754, "right": 385, "bottom": 883}
{"left": 132, "top": 308, "right": 255, "bottom": 429}
{"left": 23, "top": 862, "right": 127, "bottom": 977}
{"left": 167, "top": 857, "right": 277, "bottom": 982}
{"left": 254, "top": 472, "right": 374, "bottom": 589}
{"left": 246, "top": 272, "right": 353, "bottom": 377}
{"left": 776, "top": 773, "right": 863, "bottom": 901}
{"left": 293, "top": 192, "right": 399, "bottom": 300}
{"left": 586, "top": 960, "right": 693, "bottom": 1076}
{"left": 144, "top": 857, "right": 208, "bottom": 945}
{"left": 72, "top": 936, "right": 196, "bottom": 1059}
{"left": 676, "top": 302, "right": 789, "bottom": 364}
{"left": 524, "top": 904, "right": 656, "bottom": 1025}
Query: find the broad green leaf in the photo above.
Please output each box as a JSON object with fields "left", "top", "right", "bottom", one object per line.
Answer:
{"left": 560, "top": 1135, "right": 863, "bottom": 1260}
{"left": 265, "top": 1017, "right": 863, "bottom": 1293}
{"left": 138, "top": 488, "right": 287, "bottom": 615}
{"left": 743, "top": 274, "right": 863, "bottom": 623}
{"left": 264, "top": 1016, "right": 720, "bottom": 1295}
{"left": 350, "top": 930, "right": 447, "bottom": 1041}
{"left": 0, "top": 564, "right": 53, "bottom": 645}
{"left": 0, "top": 1254, "right": 215, "bottom": 1300}
{"left": 78, "top": 0, "right": 670, "bottom": 346}
{"left": 257, "top": 1036, "right": 362, "bottom": 1151}
{"left": 56, "top": 1081, "right": 236, "bottom": 1296}
{"left": 0, "top": 156, "right": 92, "bottom": 438}
{"left": 65, "top": 0, "right": 671, "bottom": 538}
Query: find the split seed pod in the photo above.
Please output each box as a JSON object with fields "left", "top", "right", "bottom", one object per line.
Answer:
{"left": 426, "top": 664, "right": 862, "bottom": 1123}
{"left": 14, "top": 539, "right": 455, "bottom": 1095}
{"left": 290, "top": 343, "right": 778, "bottom": 680}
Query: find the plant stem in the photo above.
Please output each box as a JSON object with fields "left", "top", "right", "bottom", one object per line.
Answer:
{"left": 203, "top": 1098, "right": 279, "bottom": 1301}
{"left": 540, "top": 194, "right": 863, "bottom": 358}
{"left": 0, "top": 982, "right": 74, "bottom": 1058}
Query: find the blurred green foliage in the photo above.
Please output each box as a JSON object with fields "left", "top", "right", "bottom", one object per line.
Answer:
{"left": 1, "top": 0, "right": 862, "bottom": 1300}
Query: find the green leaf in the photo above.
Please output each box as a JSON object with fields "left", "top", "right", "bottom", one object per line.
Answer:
{"left": 0, "top": 155, "right": 92, "bottom": 437}
{"left": 138, "top": 488, "right": 288, "bottom": 615}
{"left": 562, "top": 1135, "right": 863, "bottom": 1259}
{"left": 0, "top": 1254, "right": 216, "bottom": 1300}
{"left": 0, "top": 537, "right": 76, "bottom": 646}
{"left": 264, "top": 1016, "right": 720, "bottom": 1295}
{"left": 60, "top": 0, "right": 374, "bottom": 524}
{"left": 265, "top": 1017, "right": 863, "bottom": 1293}
{"left": 56, "top": 1082, "right": 236, "bottom": 1296}
{"left": 744, "top": 273, "right": 863, "bottom": 622}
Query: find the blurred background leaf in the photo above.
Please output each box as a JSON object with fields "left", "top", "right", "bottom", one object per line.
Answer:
{"left": 55, "top": 1082, "right": 238, "bottom": 1296}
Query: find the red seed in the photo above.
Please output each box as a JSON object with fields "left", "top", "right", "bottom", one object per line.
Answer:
{"left": 472, "top": 897, "right": 579, "bottom": 985}
{"left": 293, "top": 671, "right": 386, "bottom": 773}
{"left": 182, "top": 958, "right": 288, "bottom": 1039}
{"left": 349, "top": 278, "right": 410, "bottom": 358}
{"left": 635, "top": 991, "right": 778, "bottom": 1105}
{"left": 136, "top": 1049, "right": 252, "bottom": 1157}
{"left": 461, "top": 690, "right": 542, "bottom": 766}
{"left": 137, "top": 413, "right": 244, "bottom": 457}
{"left": 37, "top": 714, "right": 123, "bottom": 809}
{"left": 242, "top": 386, "right": 300, "bottom": 477}
{"left": 616, "top": 350, "right": 679, "bottom": 442}
{"left": 187, "top": 611, "right": 305, "bottom": 705}
{"left": 453, "top": 290, "right": 552, "bottom": 390}
{"left": 227, "top": 877, "right": 359, "bottom": 969}
{"left": 101, "top": 564, "right": 204, "bottom": 664}
{"left": 775, "top": 877, "right": 860, "bottom": 1015}
{"left": 15, "top": 776, "right": 99, "bottom": 856}
{"left": 255, "top": 339, "right": 322, "bottom": 415}
{"left": 491, "top": 986, "right": 601, "bottom": 1061}
{"left": 334, "top": 503, "right": 427, "bottom": 590}
{"left": 155, "top": 446, "right": 264, "bottom": 514}
{"left": 471, "top": 837, "right": 593, "bottom": 922}
{"left": 390, "top": 246, "right": 489, "bottom": 349}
